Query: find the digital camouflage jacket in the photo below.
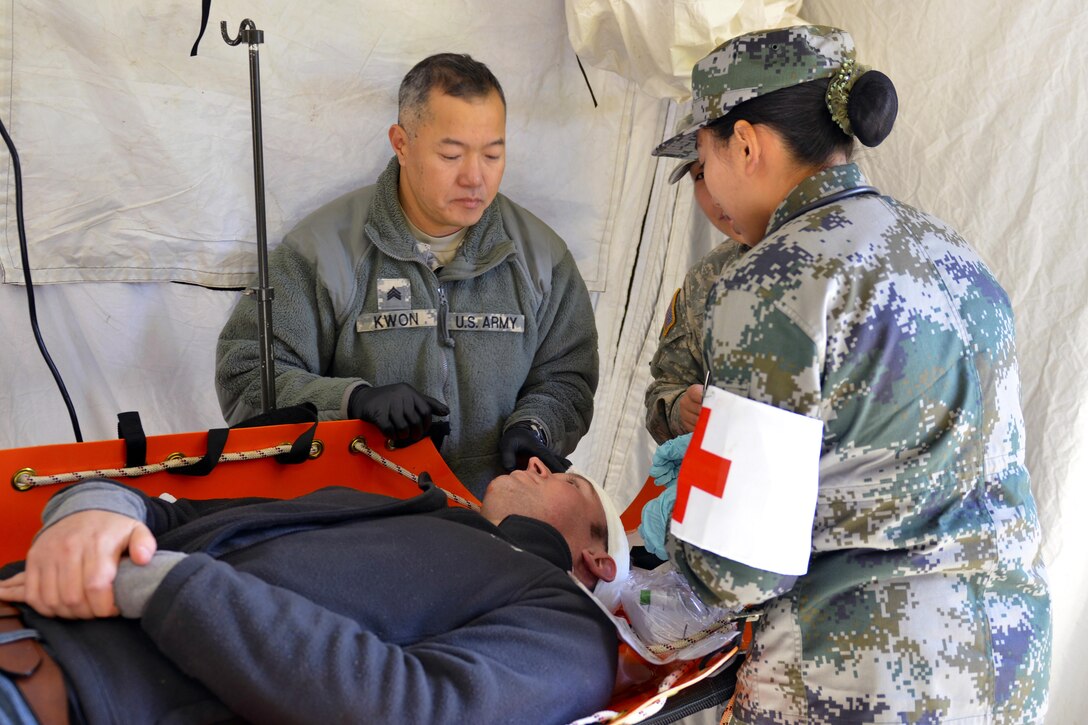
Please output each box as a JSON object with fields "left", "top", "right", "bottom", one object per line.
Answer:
{"left": 645, "top": 241, "right": 744, "bottom": 444}
{"left": 669, "top": 164, "right": 1050, "bottom": 724}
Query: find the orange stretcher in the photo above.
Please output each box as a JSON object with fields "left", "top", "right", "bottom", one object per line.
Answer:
{"left": 0, "top": 417, "right": 739, "bottom": 724}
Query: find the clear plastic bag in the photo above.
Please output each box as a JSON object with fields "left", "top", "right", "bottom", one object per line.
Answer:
{"left": 620, "top": 564, "right": 740, "bottom": 661}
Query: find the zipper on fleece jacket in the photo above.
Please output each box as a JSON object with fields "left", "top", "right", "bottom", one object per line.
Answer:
{"left": 435, "top": 280, "right": 454, "bottom": 412}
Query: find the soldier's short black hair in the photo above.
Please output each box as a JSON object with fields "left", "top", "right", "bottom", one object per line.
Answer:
{"left": 398, "top": 53, "right": 506, "bottom": 129}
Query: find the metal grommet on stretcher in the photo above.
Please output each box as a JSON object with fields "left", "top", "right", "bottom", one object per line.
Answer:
{"left": 11, "top": 468, "right": 35, "bottom": 492}
{"left": 289, "top": 439, "right": 323, "bottom": 459}
{"left": 165, "top": 452, "right": 186, "bottom": 462}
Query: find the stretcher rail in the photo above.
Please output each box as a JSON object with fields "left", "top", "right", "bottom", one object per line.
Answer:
{"left": 11, "top": 442, "right": 306, "bottom": 490}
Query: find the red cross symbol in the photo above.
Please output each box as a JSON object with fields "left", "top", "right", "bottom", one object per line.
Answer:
{"left": 673, "top": 406, "right": 732, "bottom": 523}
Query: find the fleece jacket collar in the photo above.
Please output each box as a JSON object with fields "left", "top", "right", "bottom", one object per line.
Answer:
{"left": 439, "top": 506, "right": 573, "bottom": 572}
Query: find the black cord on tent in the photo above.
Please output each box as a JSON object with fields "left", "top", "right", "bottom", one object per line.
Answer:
{"left": 0, "top": 114, "right": 84, "bottom": 442}
{"left": 190, "top": 0, "right": 213, "bottom": 56}
{"left": 575, "top": 55, "right": 599, "bottom": 108}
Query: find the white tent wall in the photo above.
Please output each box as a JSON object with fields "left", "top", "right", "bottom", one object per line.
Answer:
{"left": 2, "top": 1, "right": 1085, "bottom": 723}
{"left": 0, "top": 0, "right": 665, "bottom": 289}
{"left": 0, "top": 282, "right": 236, "bottom": 444}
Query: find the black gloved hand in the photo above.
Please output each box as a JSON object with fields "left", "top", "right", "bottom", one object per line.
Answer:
{"left": 499, "top": 422, "right": 571, "bottom": 473}
{"left": 348, "top": 383, "right": 449, "bottom": 445}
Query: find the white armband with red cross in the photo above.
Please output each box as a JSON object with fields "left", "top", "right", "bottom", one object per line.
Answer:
{"left": 672, "top": 385, "right": 824, "bottom": 576}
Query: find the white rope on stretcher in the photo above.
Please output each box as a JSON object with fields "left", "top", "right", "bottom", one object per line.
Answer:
{"left": 11, "top": 435, "right": 480, "bottom": 514}
{"left": 11, "top": 444, "right": 298, "bottom": 490}
{"left": 349, "top": 437, "right": 480, "bottom": 511}
{"left": 644, "top": 616, "right": 743, "bottom": 657}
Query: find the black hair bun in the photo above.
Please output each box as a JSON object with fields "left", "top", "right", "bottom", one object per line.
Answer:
{"left": 848, "top": 70, "right": 898, "bottom": 147}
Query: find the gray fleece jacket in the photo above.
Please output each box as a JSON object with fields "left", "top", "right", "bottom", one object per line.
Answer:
{"left": 216, "top": 157, "right": 598, "bottom": 495}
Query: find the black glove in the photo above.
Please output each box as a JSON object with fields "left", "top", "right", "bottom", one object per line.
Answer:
{"left": 499, "top": 421, "right": 571, "bottom": 473}
{"left": 348, "top": 383, "right": 449, "bottom": 444}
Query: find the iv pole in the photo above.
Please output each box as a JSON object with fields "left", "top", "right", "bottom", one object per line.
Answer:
{"left": 222, "top": 19, "right": 276, "bottom": 414}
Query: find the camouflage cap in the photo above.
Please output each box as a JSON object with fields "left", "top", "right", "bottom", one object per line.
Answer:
{"left": 653, "top": 25, "right": 856, "bottom": 158}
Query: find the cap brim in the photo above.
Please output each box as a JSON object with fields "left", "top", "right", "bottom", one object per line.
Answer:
{"left": 571, "top": 469, "right": 631, "bottom": 612}
{"left": 668, "top": 159, "right": 696, "bottom": 185}
{"left": 652, "top": 116, "right": 703, "bottom": 159}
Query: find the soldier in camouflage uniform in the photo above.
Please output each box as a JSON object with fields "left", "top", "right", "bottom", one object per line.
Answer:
{"left": 645, "top": 154, "right": 745, "bottom": 444}
{"left": 650, "top": 26, "right": 1051, "bottom": 723}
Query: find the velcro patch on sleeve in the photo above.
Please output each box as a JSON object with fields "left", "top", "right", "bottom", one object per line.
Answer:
{"left": 660, "top": 288, "right": 681, "bottom": 338}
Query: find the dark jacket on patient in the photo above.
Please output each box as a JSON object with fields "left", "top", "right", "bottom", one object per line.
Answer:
{"left": 3, "top": 483, "right": 617, "bottom": 724}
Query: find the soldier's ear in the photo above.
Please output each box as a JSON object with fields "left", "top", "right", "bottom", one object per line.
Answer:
{"left": 389, "top": 124, "right": 409, "bottom": 160}
{"left": 732, "top": 120, "right": 761, "bottom": 168}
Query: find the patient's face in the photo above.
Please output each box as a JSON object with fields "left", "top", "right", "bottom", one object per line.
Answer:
{"left": 481, "top": 458, "right": 606, "bottom": 552}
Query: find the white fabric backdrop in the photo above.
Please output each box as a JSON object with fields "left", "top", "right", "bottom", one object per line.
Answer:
{"left": 1, "top": 1, "right": 1084, "bottom": 722}
{"left": 566, "top": 0, "right": 803, "bottom": 100}
{"left": 0, "top": 0, "right": 662, "bottom": 290}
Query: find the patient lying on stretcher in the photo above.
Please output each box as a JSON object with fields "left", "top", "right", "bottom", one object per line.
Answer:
{"left": 0, "top": 458, "right": 627, "bottom": 724}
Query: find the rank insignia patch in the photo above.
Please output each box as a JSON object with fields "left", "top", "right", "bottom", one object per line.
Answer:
{"left": 377, "top": 278, "right": 411, "bottom": 311}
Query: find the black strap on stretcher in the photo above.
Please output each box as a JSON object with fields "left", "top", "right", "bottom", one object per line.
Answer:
{"left": 230, "top": 403, "right": 320, "bottom": 465}
{"left": 114, "top": 403, "right": 319, "bottom": 477}
{"left": 168, "top": 427, "right": 230, "bottom": 477}
{"left": 641, "top": 653, "right": 744, "bottom": 725}
{"left": 117, "top": 411, "right": 147, "bottom": 467}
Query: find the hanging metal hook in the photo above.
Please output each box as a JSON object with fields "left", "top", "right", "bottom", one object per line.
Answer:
{"left": 221, "top": 19, "right": 263, "bottom": 47}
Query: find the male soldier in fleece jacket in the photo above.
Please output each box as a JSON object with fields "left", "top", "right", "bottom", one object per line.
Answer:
{"left": 216, "top": 53, "right": 597, "bottom": 496}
